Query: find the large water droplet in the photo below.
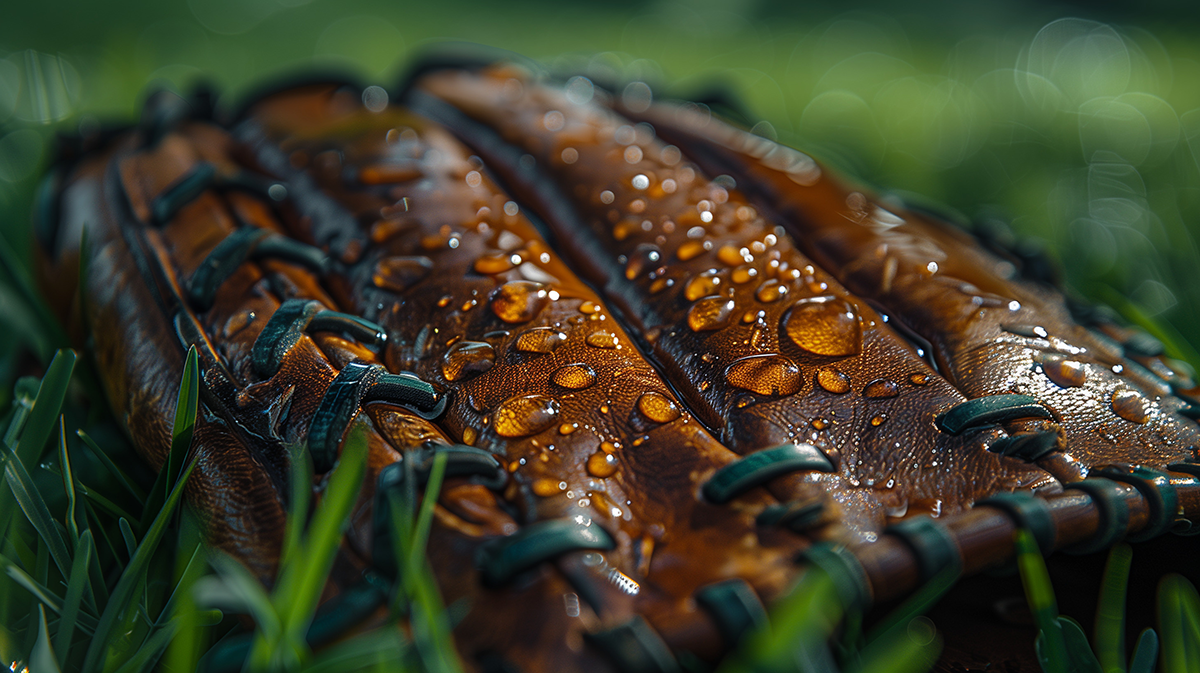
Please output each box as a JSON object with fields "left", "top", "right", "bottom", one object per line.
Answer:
{"left": 494, "top": 394, "right": 560, "bottom": 437}
{"left": 533, "top": 478, "right": 563, "bottom": 497}
{"left": 756, "top": 279, "right": 787, "bottom": 303}
{"left": 441, "top": 340, "right": 496, "bottom": 381}
{"left": 816, "top": 366, "right": 851, "bottom": 394}
{"left": 636, "top": 392, "right": 681, "bottom": 424}
{"left": 552, "top": 363, "right": 598, "bottom": 389}
{"left": 625, "top": 244, "right": 661, "bottom": 280}
{"left": 688, "top": 296, "right": 735, "bottom": 332}
{"left": 909, "top": 373, "right": 929, "bottom": 386}
{"left": 685, "top": 270, "right": 721, "bottom": 301}
{"left": 863, "top": 379, "right": 900, "bottom": 399}
{"left": 474, "top": 251, "right": 517, "bottom": 274}
{"left": 724, "top": 354, "right": 803, "bottom": 396}
{"left": 491, "top": 280, "right": 549, "bottom": 323}
{"left": 586, "top": 330, "right": 619, "bottom": 349}
{"left": 1111, "top": 389, "right": 1150, "bottom": 424}
{"left": 587, "top": 450, "right": 618, "bottom": 478}
{"left": 373, "top": 256, "right": 433, "bottom": 292}
{"left": 677, "top": 240, "right": 706, "bottom": 261}
{"left": 515, "top": 327, "right": 567, "bottom": 353}
{"left": 1041, "top": 355, "right": 1087, "bottom": 388}
{"left": 783, "top": 296, "right": 863, "bottom": 357}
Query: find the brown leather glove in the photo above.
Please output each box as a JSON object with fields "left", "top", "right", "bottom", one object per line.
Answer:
{"left": 35, "top": 56, "right": 1200, "bottom": 672}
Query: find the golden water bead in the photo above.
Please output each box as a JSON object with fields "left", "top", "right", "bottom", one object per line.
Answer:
{"left": 586, "top": 330, "right": 619, "bottom": 349}
{"left": 684, "top": 271, "right": 721, "bottom": 301}
{"left": 863, "top": 379, "right": 900, "bottom": 399}
{"left": 552, "top": 364, "right": 598, "bottom": 390}
{"left": 783, "top": 296, "right": 863, "bottom": 357}
{"left": 1041, "top": 356, "right": 1087, "bottom": 388}
{"left": 441, "top": 340, "right": 496, "bottom": 381}
{"left": 587, "top": 450, "right": 619, "bottom": 478}
{"left": 816, "top": 367, "right": 852, "bottom": 394}
{"left": 1111, "top": 389, "right": 1150, "bottom": 424}
{"left": 514, "top": 327, "right": 567, "bottom": 354}
{"left": 688, "top": 296, "right": 735, "bottom": 332}
{"left": 636, "top": 392, "right": 681, "bottom": 424}
{"left": 474, "top": 252, "right": 517, "bottom": 274}
{"left": 490, "top": 280, "right": 549, "bottom": 323}
{"left": 725, "top": 355, "right": 803, "bottom": 396}
{"left": 494, "top": 394, "right": 560, "bottom": 437}
{"left": 372, "top": 256, "right": 433, "bottom": 292}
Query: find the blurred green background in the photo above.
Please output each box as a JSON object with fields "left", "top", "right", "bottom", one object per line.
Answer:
{"left": 3, "top": 0, "right": 1200, "bottom": 380}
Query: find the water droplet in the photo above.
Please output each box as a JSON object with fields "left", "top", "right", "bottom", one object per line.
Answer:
{"left": 816, "top": 367, "right": 851, "bottom": 394}
{"left": 684, "top": 270, "right": 721, "bottom": 301}
{"left": 442, "top": 340, "right": 496, "bottom": 381}
{"left": 1002, "top": 323, "right": 1049, "bottom": 339}
{"left": 474, "top": 252, "right": 517, "bottom": 274}
{"left": 579, "top": 300, "right": 601, "bottom": 315}
{"left": 732, "top": 265, "right": 758, "bottom": 284}
{"left": 1041, "top": 355, "right": 1087, "bottom": 388}
{"left": 437, "top": 295, "right": 453, "bottom": 308}
{"left": 724, "top": 354, "right": 803, "bottom": 396}
{"left": 373, "top": 256, "right": 433, "bottom": 292}
{"left": 632, "top": 174, "right": 650, "bottom": 190}
{"left": 491, "top": 280, "right": 549, "bottom": 323}
{"left": 515, "top": 327, "right": 567, "bottom": 354}
{"left": 688, "top": 296, "right": 735, "bottom": 331}
{"left": 716, "top": 245, "right": 743, "bottom": 266}
{"left": 909, "top": 373, "right": 929, "bottom": 386}
{"left": 462, "top": 427, "right": 477, "bottom": 444}
{"left": 677, "top": 240, "right": 706, "bottom": 261}
{"left": 1111, "top": 389, "right": 1149, "bottom": 424}
{"left": 625, "top": 244, "right": 661, "bottom": 280}
{"left": 494, "top": 394, "right": 560, "bottom": 437}
{"left": 783, "top": 296, "right": 863, "bottom": 357}
{"left": 587, "top": 450, "right": 618, "bottom": 478}
{"left": 870, "top": 414, "right": 887, "bottom": 427}
{"left": 533, "top": 478, "right": 563, "bottom": 496}
{"left": 863, "top": 379, "right": 900, "bottom": 399}
{"left": 636, "top": 392, "right": 681, "bottom": 424}
{"left": 586, "top": 330, "right": 619, "bottom": 349}
{"left": 553, "top": 364, "right": 598, "bottom": 390}
{"left": 755, "top": 279, "right": 787, "bottom": 303}
{"left": 223, "top": 310, "right": 256, "bottom": 337}
{"left": 559, "top": 423, "right": 578, "bottom": 435}
{"left": 811, "top": 418, "right": 829, "bottom": 430}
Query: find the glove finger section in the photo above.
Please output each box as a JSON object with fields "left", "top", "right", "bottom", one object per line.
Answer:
{"left": 239, "top": 85, "right": 805, "bottom": 656}
{"left": 413, "top": 66, "right": 1056, "bottom": 540}
{"left": 632, "top": 102, "right": 1200, "bottom": 475}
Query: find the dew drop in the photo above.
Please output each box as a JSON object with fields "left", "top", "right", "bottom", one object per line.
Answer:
{"left": 688, "top": 296, "right": 735, "bottom": 332}
{"left": 811, "top": 418, "right": 829, "bottom": 430}
{"left": 552, "top": 363, "right": 598, "bottom": 390}
{"left": 732, "top": 265, "right": 758, "bottom": 285}
{"left": 579, "top": 300, "right": 601, "bottom": 314}
{"left": 870, "top": 414, "right": 887, "bottom": 427}
{"left": 494, "top": 394, "right": 560, "bottom": 437}
{"left": 223, "top": 310, "right": 256, "bottom": 337}
{"left": 1040, "top": 355, "right": 1087, "bottom": 388}
{"left": 636, "top": 392, "right": 681, "bottom": 424}
{"left": 863, "top": 379, "right": 900, "bottom": 399}
{"left": 559, "top": 423, "right": 578, "bottom": 435}
{"left": 677, "top": 240, "right": 706, "bottom": 261}
{"left": 909, "top": 373, "right": 930, "bottom": 386}
{"left": 755, "top": 279, "right": 787, "bottom": 303}
{"left": 462, "top": 427, "right": 477, "bottom": 444}
{"left": 816, "top": 366, "right": 851, "bottom": 394}
{"left": 533, "top": 478, "right": 563, "bottom": 497}
{"left": 474, "top": 252, "right": 517, "bottom": 274}
{"left": 515, "top": 327, "right": 567, "bottom": 354}
{"left": 441, "top": 340, "right": 496, "bottom": 381}
{"left": 1111, "top": 389, "right": 1150, "bottom": 424}
{"left": 586, "top": 330, "right": 619, "bottom": 349}
{"left": 587, "top": 450, "right": 618, "bottom": 478}
{"left": 632, "top": 173, "right": 650, "bottom": 189}
{"left": 724, "top": 354, "right": 803, "bottom": 396}
{"left": 625, "top": 244, "right": 662, "bottom": 280}
{"left": 684, "top": 270, "right": 721, "bottom": 301}
{"left": 490, "top": 280, "right": 549, "bottom": 323}
{"left": 783, "top": 296, "right": 863, "bottom": 357}
{"left": 373, "top": 256, "right": 433, "bottom": 292}
{"left": 1002, "top": 323, "right": 1049, "bottom": 339}
{"left": 717, "top": 245, "right": 743, "bottom": 266}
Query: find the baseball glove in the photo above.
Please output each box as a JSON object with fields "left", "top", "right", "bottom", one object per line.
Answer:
{"left": 34, "top": 52, "right": 1200, "bottom": 672}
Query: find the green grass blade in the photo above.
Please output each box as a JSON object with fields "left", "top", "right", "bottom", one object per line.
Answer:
{"left": 719, "top": 566, "right": 842, "bottom": 673}
{"left": 1127, "top": 628, "right": 1158, "bottom": 673}
{"left": 273, "top": 423, "right": 369, "bottom": 654}
{"left": 164, "top": 520, "right": 206, "bottom": 673}
{"left": 111, "top": 620, "right": 177, "bottom": 673}
{"left": 139, "top": 346, "right": 198, "bottom": 535}
{"left": 1094, "top": 543, "right": 1133, "bottom": 673}
{"left": 300, "top": 628, "right": 410, "bottom": 672}
{"left": 408, "top": 451, "right": 447, "bottom": 578}
{"left": 864, "top": 566, "right": 957, "bottom": 648}
{"left": 118, "top": 517, "right": 137, "bottom": 560}
{"left": 2, "top": 376, "right": 39, "bottom": 449}
{"left": 2, "top": 442, "right": 73, "bottom": 578}
{"left": 280, "top": 444, "right": 312, "bottom": 573}
{"left": 56, "top": 418, "right": 79, "bottom": 547}
{"left": 0, "top": 556, "right": 99, "bottom": 633}
{"left": 1057, "top": 616, "right": 1104, "bottom": 673}
{"left": 1015, "top": 529, "right": 1068, "bottom": 673}
{"left": 854, "top": 617, "right": 942, "bottom": 673}
{"left": 0, "top": 230, "right": 69, "bottom": 352}
{"left": 30, "top": 605, "right": 63, "bottom": 673}
{"left": 14, "top": 349, "right": 76, "bottom": 468}
{"left": 75, "top": 481, "right": 138, "bottom": 523}
{"left": 54, "top": 530, "right": 94, "bottom": 664}
{"left": 1157, "top": 574, "right": 1200, "bottom": 673}
{"left": 81, "top": 456, "right": 197, "bottom": 673}
{"left": 76, "top": 429, "right": 146, "bottom": 503}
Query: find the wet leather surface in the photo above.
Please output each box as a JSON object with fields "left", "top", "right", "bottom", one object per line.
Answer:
{"left": 39, "top": 63, "right": 1200, "bottom": 671}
